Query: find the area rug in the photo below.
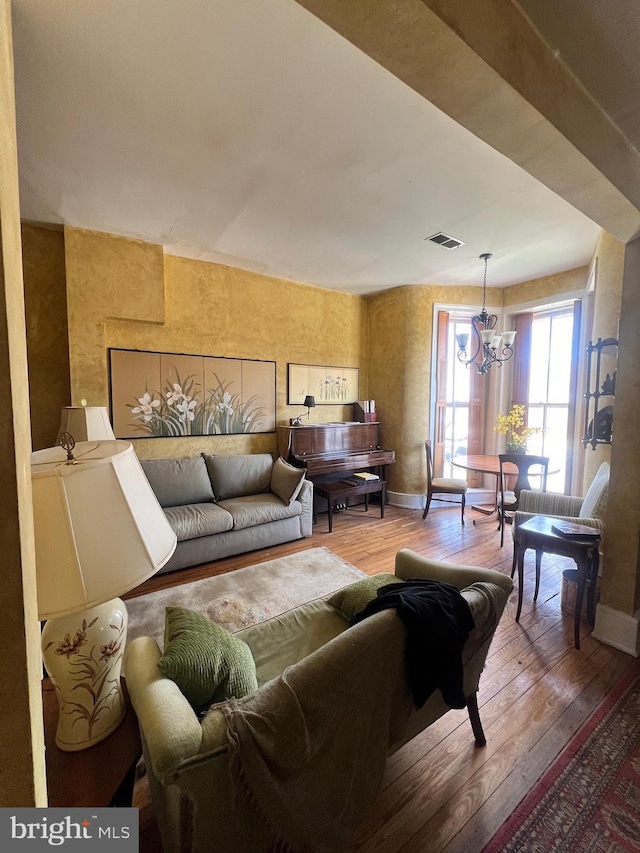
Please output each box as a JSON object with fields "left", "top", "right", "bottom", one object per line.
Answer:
{"left": 482, "top": 659, "right": 640, "bottom": 852}
{"left": 125, "top": 547, "right": 366, "bottom": 649}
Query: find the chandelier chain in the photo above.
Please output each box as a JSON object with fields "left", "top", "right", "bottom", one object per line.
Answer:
{"left": 480, "top": 251, "right": 492, "bottom": 312}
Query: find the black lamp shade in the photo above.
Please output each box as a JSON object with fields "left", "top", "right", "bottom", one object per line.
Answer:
{"left": 303, "top": 395, "right": 316, "bottom": 409}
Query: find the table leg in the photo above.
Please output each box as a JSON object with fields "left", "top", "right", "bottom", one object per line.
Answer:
{"left": 380, "top": 483, "right": 386, "bottom": 518}
{"left": 471, "top": 504, "right": 498, "bottom": 517}
{"left": 472, "top": 507, "right": 500, "bottom": 525}
{"left": 574, "top": 554, "right": 590, "bottom": 650}
{"left": 472, "top": 476, "right": 500, "bottom": 525}
{"left": 534, "top": 549, "right": 543, "bottom": 602}
{"left": 327, "top": 500, "right": 334, "bottom": 533}
{"left": 587, "top": 547, "right": 599, "bottom": 625}
{"left": 516, "top": 545, "right": 525, "bottom": 622}
{"left": 364, "top": 493, "right": 369, "bottom": 512}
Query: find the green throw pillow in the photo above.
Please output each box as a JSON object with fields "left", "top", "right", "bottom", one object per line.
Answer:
{"left": 327, "top": 573, "right": 400, "bottom": 619}
{"left": 157, "top": 606, "right": 258, "bottom": 713}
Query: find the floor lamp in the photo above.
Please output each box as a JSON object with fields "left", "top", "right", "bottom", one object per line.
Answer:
{"left": 31, "top": 439, "right": 177, "bottom": 751}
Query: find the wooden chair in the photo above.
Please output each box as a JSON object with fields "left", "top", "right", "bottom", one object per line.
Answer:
{"left": 498, "top": 453, "right": 549, "bottom": 547}
{"left": 423, "top": 440, "right": 468, "bottom": 525}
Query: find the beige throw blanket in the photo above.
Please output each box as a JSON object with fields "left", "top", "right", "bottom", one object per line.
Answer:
{"left": 220, "top": 581, "right": 504, "bottom": 853}
{"left": 222, "top": 608, "right": 413, "bottom": 853}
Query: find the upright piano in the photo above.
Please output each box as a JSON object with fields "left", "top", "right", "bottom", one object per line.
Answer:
{"left": 278, "top": 422, "right": 395, "bottom": 482}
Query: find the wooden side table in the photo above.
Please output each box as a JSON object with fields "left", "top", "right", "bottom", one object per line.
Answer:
{"left": 313, "top": 480, "right": 386, "bottom": 532}
{"left": 43, "top": 678, "right": 142, "bottom": 807}
{"left": 514, "top": 516, "right": 600, "bottom": 650}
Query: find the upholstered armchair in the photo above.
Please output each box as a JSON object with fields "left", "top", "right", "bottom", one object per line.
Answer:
{"left": 511, "top": 461, "right": 610, "bottom": 575}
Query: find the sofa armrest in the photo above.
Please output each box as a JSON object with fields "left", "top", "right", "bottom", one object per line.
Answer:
{"left": 393, "top": 551, "right": 512, "bottom": 700}
{"left": 514, "top": 511, "right": 604, "bottom": 529}
{"left": 124, "top": 637, "right": 206, "bottom": 782}
{"left": 518, "top": 490, "right": 583, "bottom": 516}
{"left": 394, "top": 548, "right": 513, "bottom": 594}
{"left": 514, "top": 491, "right": 605, "bottom": 544}
{"left": 296, "top": 478, "right": 313, "bottom": 536}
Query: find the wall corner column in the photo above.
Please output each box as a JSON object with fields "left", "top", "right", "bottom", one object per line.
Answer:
{"left": 0, "top": 0, "right": 47, "bottom": 805}
{"left": 593, "top": 235, "right": 640, "bottom": 656}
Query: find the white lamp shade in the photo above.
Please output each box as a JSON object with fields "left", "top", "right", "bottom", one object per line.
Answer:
{"left": 31, "top": 440, "right": 177, "bottom": 620}
{"left": 57, "top": 406, "right": 116, "bottom": 442}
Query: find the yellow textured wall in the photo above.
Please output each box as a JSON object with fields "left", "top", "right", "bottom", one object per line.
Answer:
{"left": 367, "top": 282, "right": 501, "bottom": 494}
{"left": 46, "top": 225, "right": 612, "bottom": 499}
{"left": 604, "top": 236, "right": 640, "bottom": 614}
{"left": 64, "top": 228, "right": 367, "bottom": 459}
{"left": 65, "top": 228, "right": 166, "bottom": 407}
{"left": 583, "top": 232, "right": 624, "bottom": 487}
{"left": 582, "top": 230, "right": 633, "bottom": 616}
{"left": 22, "top": 224, "right": 70, "bottom": 450}
{"left": 502, "top": 266, "right": 588, "bottom": 307}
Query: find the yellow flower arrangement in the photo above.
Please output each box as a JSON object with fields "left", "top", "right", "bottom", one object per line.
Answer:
{"left": 495, "top": 403, "right": 542, "bottom": 452}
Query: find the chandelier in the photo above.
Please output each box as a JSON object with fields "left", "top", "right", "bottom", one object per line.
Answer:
{"left": 456, "top": 253, "right": 516, "bottom": 374}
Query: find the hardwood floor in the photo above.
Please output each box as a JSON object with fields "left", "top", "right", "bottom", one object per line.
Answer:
{"left": 126, "top": 502, "right": 635, "bottom": 852}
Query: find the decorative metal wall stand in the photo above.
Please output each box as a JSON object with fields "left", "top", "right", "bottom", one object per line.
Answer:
{"left": 583, "top": 337, "right": 618, "bottom": 449}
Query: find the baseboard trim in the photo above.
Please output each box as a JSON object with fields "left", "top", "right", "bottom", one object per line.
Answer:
{"left": 592, "top": 603, "right": 640, "bottom": 657}
{"left": 387, "top": 488, "right": 495, "bottom": 511}
{"left": 387, "top": 491, "right": 422, "bottom": 509}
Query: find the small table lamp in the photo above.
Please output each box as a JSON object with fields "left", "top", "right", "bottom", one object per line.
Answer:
{"left": 31, "top": 439, "right": 177, "bottom": 751}
{"left": 303, "top": 395, "right": 316, "bottom": 419}
{"left": 56, "top": 404, "right": 116, "bottom": 443}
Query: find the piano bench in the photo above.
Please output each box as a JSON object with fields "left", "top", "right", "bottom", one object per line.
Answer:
{"left": 313, "top": 480, "right": 386, "bottom": 532}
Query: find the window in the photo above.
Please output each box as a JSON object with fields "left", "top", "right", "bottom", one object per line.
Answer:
{"left": 525, "top": 308, "right": 575, "bottom": 492}
{"left": 442, "top": 317, "right": 471, "bottom": 478}
{"left": 434, "top": 311, "right": 482, "bottom": 486}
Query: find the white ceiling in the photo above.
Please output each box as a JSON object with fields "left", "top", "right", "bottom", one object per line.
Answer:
{"left": 11, "top": 0, "right": 611, "bottom": 294}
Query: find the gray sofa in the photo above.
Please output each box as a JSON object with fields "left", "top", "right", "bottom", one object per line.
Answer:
{"left": 140, "top": 453, "right": 313, "bottom": 574}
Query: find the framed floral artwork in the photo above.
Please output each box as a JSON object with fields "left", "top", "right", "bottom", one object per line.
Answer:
{"left": 109, "top": 348, "right": 276, "bottom": 437}
{"left": 287, "top": 363, "right": 359, "bottom": 405}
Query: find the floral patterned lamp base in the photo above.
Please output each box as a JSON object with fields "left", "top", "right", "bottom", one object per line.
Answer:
{"left": 41, "top": 598, "right": 127, "bottom": 752}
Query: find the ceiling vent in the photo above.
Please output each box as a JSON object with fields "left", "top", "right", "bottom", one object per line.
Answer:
{"left": 427, "top": 232, "right": 465, "bottom": 250}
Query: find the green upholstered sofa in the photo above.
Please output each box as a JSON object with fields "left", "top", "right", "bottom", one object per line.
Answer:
{"left": 124, "top": 549, "right": 513, "bottom": 852}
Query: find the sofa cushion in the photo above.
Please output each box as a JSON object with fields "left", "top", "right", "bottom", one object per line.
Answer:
{"left": 238, "top": 600, "right": 349, "bottom": 687}
{"left": 218, "top": 494, "right": 302, "bottom": 531}
{"left": 157, "top": 606, "right": 258, "bottom": 714}
{"left": 140, "top": 457, "right": 214, "bottom": 508}
{"left": 327, "top": 573, "right": 400, "bottom": 619}
{"left": 580, "top": 461, "right": 610, "bottom": 519}
{"left": 163, "top": 503, "right": 233, "bottom": 542}
{"left": 270, "top": 456, "right": 306, "bottom": 505}
{"left": 203, "top": 453, "right": 273, "bottom": 500}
